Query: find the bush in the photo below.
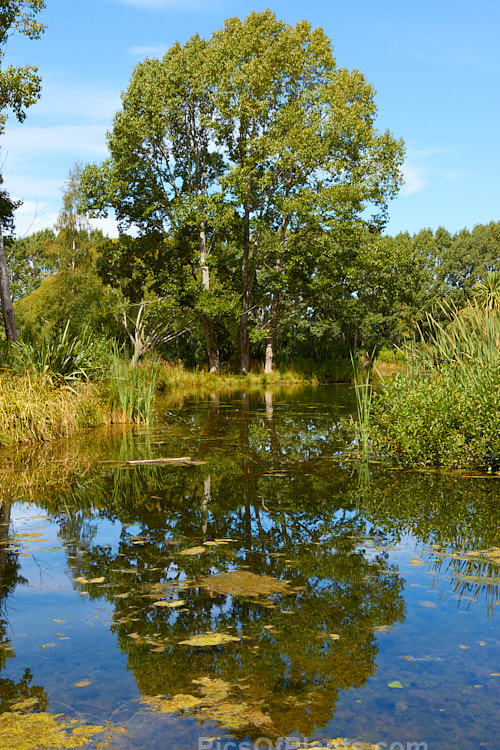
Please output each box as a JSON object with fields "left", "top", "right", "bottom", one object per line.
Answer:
{"left": 370, "top": 305, "right": 500, "bottom": 471}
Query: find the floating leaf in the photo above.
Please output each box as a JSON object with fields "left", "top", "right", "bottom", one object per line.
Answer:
{"left": 179, "top": 632, "right": 241, "bottom": 647}
{"left": 52, "top": 619, "right": 66, "bottom": 624}
{"left": 329, "top": 633, "right": 340, "bottom": 640}
{"left": 199, "top": 571, "right": 294, "bottom": 598}
{"left": 10, "top": 697, "right": 39, "bottom": 712}
{"left": 388, "top": 680, "right": 403, "bottom": 689}
{"left": 40, "top": 643, "right": 55, "bottom": 649}
{"left": 74, "top": 680, "right": 91, "bottom": 687}
{"left": 75, "top": 577, "right": 88, "bottom": 584}
{"left": 89, "top": 577, "right": 105, "bottom": 584}
{"left": 0, "top": 711, "right": 107, "bottom": 749}
{"left": 153, "top": 600, "right": 186, "bottom": 608}
{"left": 179, "top": 546, "right": 207, "bottom": 556}
{"left": 143, "top": 693, "right": 203, "bottom": 713}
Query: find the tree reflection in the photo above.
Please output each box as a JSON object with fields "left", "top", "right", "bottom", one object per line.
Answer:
{"left": 4, "top": 387, "right": 499, "bottom": 739}
{"left": 0, "top": 493, "right": 48, "bottom": 713}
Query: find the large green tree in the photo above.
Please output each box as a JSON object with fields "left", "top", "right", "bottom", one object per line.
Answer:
{"left": 82, "top": 11, "right": 404, "bottom": 373}
{"left": 0, "top": 0, "right": 46, "bottom": 341}
{"left": 209, "top": 13, "right": 404, "bottom": 372}
{"left": 81, "top": 32, "right": 235, "bottom": 372}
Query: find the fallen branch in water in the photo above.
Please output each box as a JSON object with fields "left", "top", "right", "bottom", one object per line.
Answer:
{"left": 126, "top": 457, "right": 207, "bottom": 466}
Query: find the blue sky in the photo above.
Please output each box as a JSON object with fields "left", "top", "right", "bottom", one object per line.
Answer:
{"left": 2, "top": 0, "right": 499, "bottom": 239}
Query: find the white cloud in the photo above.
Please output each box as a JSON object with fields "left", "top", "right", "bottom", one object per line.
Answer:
{"left": 401, "top": 164, "right": 427, "bottom": 196}
{"left": 34, "top": 83, "right": 121, "bottom": 123}
{"left": 129, "top": 45, "right": 168, "bottom": 58}
{"left": 400, "top": 147, "right": 459, "bottom": 198}
{"left": 2, "top": 125, "right": 109, "bottom": 164}
{"left": 2, "top": 175, "right": 63, "bottom": 201}
{"left": 12, "top": 201, "right": 58, "bottom": 239}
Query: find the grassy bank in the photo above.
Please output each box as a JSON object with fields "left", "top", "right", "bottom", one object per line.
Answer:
{"left": 0, "top": 373, "right": 105, "bottom": 446}
{"left": 366, "top": 305, "right": 500, "bottom": 472}
{"left": 0, "top": 354, "right": 324, "bottom": 446}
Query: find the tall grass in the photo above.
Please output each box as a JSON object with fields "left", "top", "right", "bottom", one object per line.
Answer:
{"left": 107, "top": 354, "right": 159, "bottom": 425}
{"left": 370, "top": 304, "right": 500, "bottom": 471}
{"left": 0, "top": 372, "right": 104, "bottom": 446}
{"left": 350, "top": 353, "right": 374, "bottom": 459}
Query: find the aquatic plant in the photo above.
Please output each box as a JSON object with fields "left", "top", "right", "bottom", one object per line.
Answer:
{"left": 106, "top": 352, "right": 159, "bottom": 425}
{"left": 350, "top": 352, "right": 375, "bottom": 460}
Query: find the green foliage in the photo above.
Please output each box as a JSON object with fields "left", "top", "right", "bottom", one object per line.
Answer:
{"left": 14, "top": 266, "right": 122, "bottom": 339}
{"left": 438, "top": 222, "right": 500, "bottom": 302}
{"left": 0, "top": 0, "right": 46, "bottom": 133}
{"left": 7, "top": 321, "right": 113, "bottom": 382}
{"left": 472, "top": 270, "right": 500, "bottom": 311}
{"left": 371, "top": 305, "right": 500, "bottom": 470}
{"left": 81, "top": 10, "right": 404, "bottom": 372}
{"left": 5, "top": 228, "right": 57, "bottom": 300}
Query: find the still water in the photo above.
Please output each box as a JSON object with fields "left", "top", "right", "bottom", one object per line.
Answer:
{"left": 0, "top": 386, "right": 499, "bottom": 749}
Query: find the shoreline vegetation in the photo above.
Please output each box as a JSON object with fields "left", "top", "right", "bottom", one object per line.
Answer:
{"left": 1, "top": 301, "right": 499, "bottom": 477}
{"left": 0, "top": 355, "right": 324, "bottom": 448}
{"left": 353, "top": 303, "right": 500, "bottom": 473}
{"left": 1, "top": 301, "right": 498, "bottom": 476}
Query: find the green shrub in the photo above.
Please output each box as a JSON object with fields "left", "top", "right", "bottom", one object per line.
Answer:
{"left": 370, "top": 305, "right": 500, "bottom": 471}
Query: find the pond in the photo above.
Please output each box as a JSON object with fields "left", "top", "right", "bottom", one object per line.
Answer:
{"left": 0, "top": 385, "right": 498, "bottom": 750}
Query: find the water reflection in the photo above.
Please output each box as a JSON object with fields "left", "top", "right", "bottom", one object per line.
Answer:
{"left": 0, "top": 386, "right": 498, "bottom": 748}
{"left": 0, "top": 494, "right": 48, "bottom": 714}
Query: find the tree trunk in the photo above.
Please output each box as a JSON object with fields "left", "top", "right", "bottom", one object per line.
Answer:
{"left": 264, "top": 293, "right": 279, "bottom": 374}
{"left": 239, "top": 309, "right": 250, "bottom": 375}
{"left": 0, "top": 224, "right": 17, "bottom": 341}
{"left": 263, "top": 219, "right": 286, "bottom": 374}
{"left": 199, "top": 314, "right": 220, "bottom": 373}
{"left": 239, "top": 209, "right": 252, "bottom": 374}
{"left": 199, "top": 223, "right": 220, "bottom": 372}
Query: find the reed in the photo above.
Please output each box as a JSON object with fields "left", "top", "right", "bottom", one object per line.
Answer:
{"left": 107, "top": 354, "right": 159, "bottom": 425}
{"left": 350, "top": 353, "right": 374, "bottom": 460}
